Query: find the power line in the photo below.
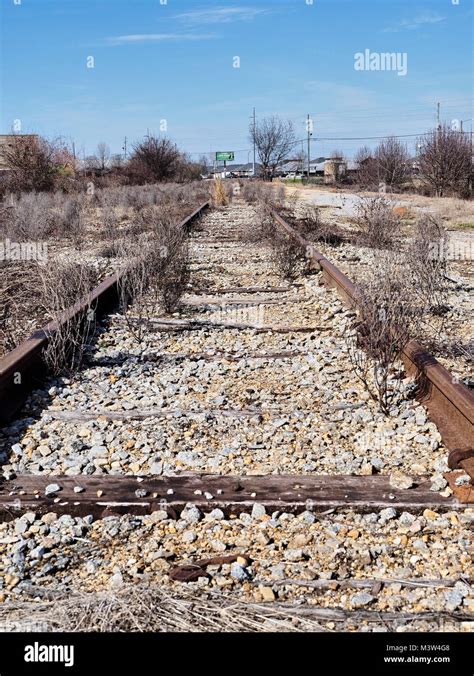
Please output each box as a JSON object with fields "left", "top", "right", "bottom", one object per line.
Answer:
{"left": 183, "top": 128, "right": 471, "bottom": 158}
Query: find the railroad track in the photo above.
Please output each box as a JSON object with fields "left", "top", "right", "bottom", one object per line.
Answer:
{"left": 0, "top": 196, "right": 472, "bottom": 630}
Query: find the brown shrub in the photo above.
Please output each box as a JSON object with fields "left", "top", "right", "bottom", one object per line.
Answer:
{"left": 354, "top": 195, "right": 402, "bottom": 249}
{"left": 346, "top": 254, "right": 420, "bottom": 414}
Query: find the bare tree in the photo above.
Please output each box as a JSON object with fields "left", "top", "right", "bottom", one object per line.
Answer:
{"left": 249, "top": 116, "right": 296, "bottom": 180}
{"left": 84, "top": 155, "right": 100, "bottom": 171}
{"left": 418, "top": 124, "right": 472, "bottom": 197}
{"left": 96, "top": 142, "right": 111, "bottom": 170}
{"left": 374, "top": 136, "right": 409, "bottom": 190}
{"left": 110, "top": 153, "right": 124, "bottom": 170}
{"left": 128, "top": 136, "right": 182, "bottom": 183}
{"left": 354, "top": 145, "right": 378, "bottom": 189}
{"left": 198, "top": 154, "right": 211, "bottom": 175}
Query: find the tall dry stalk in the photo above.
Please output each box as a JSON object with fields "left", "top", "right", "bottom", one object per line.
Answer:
{"left": 212, "top": 178, "right": 229, "bottom": 207}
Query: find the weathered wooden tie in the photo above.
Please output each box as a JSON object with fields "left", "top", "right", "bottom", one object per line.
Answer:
{"left": 0, "top": 473, "right": 468, "bottom": 522}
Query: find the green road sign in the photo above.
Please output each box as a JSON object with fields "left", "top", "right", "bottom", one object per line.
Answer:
{"left": 215, "top": 151, "right": 234, "bottom": 161}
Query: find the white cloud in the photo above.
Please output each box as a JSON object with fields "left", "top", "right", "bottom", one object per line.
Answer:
{"left": 175, "top": 6, "right": 267, "bottom": 24}
{"left": 383, "top": 11, "right": 446, "bottom": 33}
{"left": 106, "top": 33, "right": 215, "bottom": 45}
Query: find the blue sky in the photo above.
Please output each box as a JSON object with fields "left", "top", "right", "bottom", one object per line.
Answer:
{"left": 0, "top": 0, "right": 472, "bottom": 162}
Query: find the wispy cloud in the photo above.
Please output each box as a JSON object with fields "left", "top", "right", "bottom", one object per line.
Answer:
{"left": 383, "top": 11, "right": 446, "bottom": 33}
{"left": 106, "top": 33, "right": 215, "bottom": 45}
{"left": 303, "top": 81, "right": 375, "bottom": 109}
{"left": 175, "top": 6, "right": 267, "bottom": 25}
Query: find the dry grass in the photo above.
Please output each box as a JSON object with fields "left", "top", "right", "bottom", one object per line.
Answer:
{"left": 211, "top": 178, "right": 229, "bottom": 207}
{"left": 401, "top": 194, "right": 474, "bottom": 228}
{"left": 0, "top": 585, "right": 327, "bottom": 633}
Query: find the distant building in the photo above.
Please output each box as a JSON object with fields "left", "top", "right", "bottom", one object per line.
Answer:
{"left": 209, "top": 162, "right": 260, "bottom": 178}
{"left": 0, "top": 134, "right": 39, "bottom": 171}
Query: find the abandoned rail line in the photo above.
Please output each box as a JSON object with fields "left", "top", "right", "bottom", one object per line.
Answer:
{"left": 0, "top": 195, "right": 472, "bottom": 631}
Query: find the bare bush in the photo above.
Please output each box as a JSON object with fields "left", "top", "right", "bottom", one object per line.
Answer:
{"left": 270, "top": 231, "right": 304, "bottom": 280}
{"left": 355, "top": 195, "right": 402, "bottom": 249}
{"left": 407, "top": 214, "right": 449, "bottom": 314}
{"left": 347, "top": 255, "right": 420, "bottom": 414}
{"left": 117, "top": 220, "right": 189, "bottom": 345}
{"left": 3, "top": 192, "right": 55, "bottom": 241}
{"left": 418, "top": 125, "right": 472, "bottom": 197}
{"left": 117, "top": 238, "right": 163, "bottom": 346}
{"left": 297, "top": 203, "right": 325, "bottom": 239}
{"left": 157, "top": 226, "right": 190, "bottom": 313}
{"left": 241, "top": 182, "right": 262, "bottom": 204}
{"left": 38, "top": 262, "right": 98, "bottom": 374}
{"left": 128, "top": 136, "right": 182, "bottom": 183}
{"left": 60, "top": 195, "right": 89, "bottom": 246}
{"left": 3, "top": 135, "right": 74, "bottom": 193}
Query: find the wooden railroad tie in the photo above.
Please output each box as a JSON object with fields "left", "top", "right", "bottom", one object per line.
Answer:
{"left": 0, "top": 473, "right": 470, "bottom": 522}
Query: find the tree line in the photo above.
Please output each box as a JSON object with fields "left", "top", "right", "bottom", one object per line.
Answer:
{"left": 1, "top": 135, "right": 204, "bottom": 195}
{"left": 249, "top": 116, "right": 472, "bottom": 197}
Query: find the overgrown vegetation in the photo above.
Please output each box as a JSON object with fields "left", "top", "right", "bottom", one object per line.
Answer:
{"left": 211, "top": 178, "right": 229, "bottom": 207}
{"left": 270, "top": 231, "right": 305, "bottom": 280}
{"left": 38, "top": 262, "right": 99, "bottom": 375}
{"left": 417, "top": 124, "right": 472, "bottom": 198}
{"left": 346, "top": 254, "right": 421, "bottom": 415}
{"left": 406, "top": 214, "right": 449, "bottom": 315}
{"left": 354, "top": 195, "right": 402, "bottom": 249}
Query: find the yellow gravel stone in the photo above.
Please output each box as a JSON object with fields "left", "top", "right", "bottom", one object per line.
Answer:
{"left": 423, "top": 509, "right": 438, "bottom": 520}
{"left": 259, "top": 586, "right": 276, "bottom": 602}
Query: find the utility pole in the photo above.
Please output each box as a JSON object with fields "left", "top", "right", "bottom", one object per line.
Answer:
{"left": 72, "top": 142, "right": 76, "bottom": 160}
{"left": 307, "top": 114, "right": 312, "bottom": 181}
{"left": 252, "top": 107, "right": 256, "bottom": 177}
{"left": 437, "top": 102, "right": 441, "bottom": 130}
{"left": 122, "top": 136, "right": 127, "bottom": 160}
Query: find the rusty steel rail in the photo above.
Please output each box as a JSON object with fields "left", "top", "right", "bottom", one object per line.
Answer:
{"left": 0, "top": 202, "right": 209, "bottom": 425}
{"left": 271, "top": 209, "right": 474, "bottom": 481}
